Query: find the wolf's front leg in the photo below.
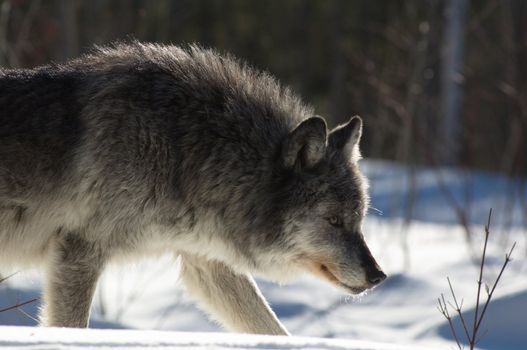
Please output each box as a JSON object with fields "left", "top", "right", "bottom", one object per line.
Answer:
{"left": 180, "top": 254, "right": 289, "bottom": 335}
{"left": 40, "top": 232, "right": 106, "bottom": 327}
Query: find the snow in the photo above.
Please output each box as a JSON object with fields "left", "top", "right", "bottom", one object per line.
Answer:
{"left": 362, "top": 160, "right": 526, "bottom": 227}
{"left": 1, "top": 160, "right": 525, "bottom": 350}
{"left": 0, "top": 326, "right": 437, "bottom": 350}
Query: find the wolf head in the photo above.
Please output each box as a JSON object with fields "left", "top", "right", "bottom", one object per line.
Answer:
{"left": 264, "top": 116, "right": 385, "bottom": 294}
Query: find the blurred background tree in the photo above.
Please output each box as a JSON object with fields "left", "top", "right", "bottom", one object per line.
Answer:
{"left": 0, "top": 0, "right": 525, "bottom": 176}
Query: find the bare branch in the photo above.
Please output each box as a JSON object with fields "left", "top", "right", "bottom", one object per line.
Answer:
{"left": 0, "top": 298, "right": 38, "bottom": 314}
{"left": 0, "top": 271, "right": 18, "bottom": 284}
{"left": 475, "top": 242, "right": 516, "bottom": 332}
{"left": 471, "top": 208, "right": 492, "bottom": 347}
{"left": 447, "top": 277, "right": 471, "bottom": 342}
{"left": 438, "top": 208, "right": 515, "bottom": 350}
{"left": 438, "top": 293, "right": 462, "bottom": 350}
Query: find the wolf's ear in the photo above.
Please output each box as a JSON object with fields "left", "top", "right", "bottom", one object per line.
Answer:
{"left": 282, "top": 116, "right": 327, "bottom": 170}
{"left": 329, "top": 116, "right": 362, "bottom": 161}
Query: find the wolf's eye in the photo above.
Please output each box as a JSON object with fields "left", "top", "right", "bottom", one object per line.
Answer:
{"left": 327, "top": 216, "right": 343, "bottom": 227}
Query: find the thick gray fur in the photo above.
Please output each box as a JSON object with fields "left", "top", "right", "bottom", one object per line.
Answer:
{"left": 0, "top": 42, "right": 385, "bottom": 334}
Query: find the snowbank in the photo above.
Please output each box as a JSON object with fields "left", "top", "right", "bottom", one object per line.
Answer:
{"left": 0, "top": 326, "right": 439, "bottom": 350}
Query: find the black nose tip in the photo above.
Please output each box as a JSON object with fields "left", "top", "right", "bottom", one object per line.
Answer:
{"left": 368, "top": 270, "right": 387, "bottom": 285}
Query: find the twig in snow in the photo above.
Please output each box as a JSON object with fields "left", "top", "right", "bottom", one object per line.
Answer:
{"left": 0, "top": 298, "right": 38, "bottom": 314}
{"left": 437, "top": 209, "right": 516, "bottom": 350}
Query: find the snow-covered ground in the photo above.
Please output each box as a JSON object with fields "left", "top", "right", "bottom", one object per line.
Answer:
{"left": 1, "top": 160, "right": 525, "bottom": 350}
{"left": 0, "top": 326, "right": 441, "bottom": 350}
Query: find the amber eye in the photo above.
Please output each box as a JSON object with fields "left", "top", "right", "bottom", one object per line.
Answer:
{"left": 327, "top": 216, "right": 343, "bottom": 227}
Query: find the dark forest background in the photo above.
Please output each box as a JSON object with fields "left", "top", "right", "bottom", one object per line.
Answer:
{"left": 1, "top": 0, "right": 526, "bottom": 176}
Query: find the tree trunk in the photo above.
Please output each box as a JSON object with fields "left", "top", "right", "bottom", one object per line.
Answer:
{"left": 440, "top": 0, "right": 468, "bottom": 164}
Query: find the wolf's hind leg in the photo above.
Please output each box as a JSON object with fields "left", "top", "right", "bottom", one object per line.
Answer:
{"left": 180, "top": 254, "right": 289, "bottom": 335}
{"left": 40, "top": 232, "right": 106, "bottom": 327}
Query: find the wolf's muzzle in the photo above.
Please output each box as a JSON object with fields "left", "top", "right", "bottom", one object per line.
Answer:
{"left": 366, "top": 268, "right": 386, "bottom": 286}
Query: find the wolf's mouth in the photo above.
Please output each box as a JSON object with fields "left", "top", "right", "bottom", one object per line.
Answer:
{"left": 319, "top": 264, "right": 367, "bottom": 294}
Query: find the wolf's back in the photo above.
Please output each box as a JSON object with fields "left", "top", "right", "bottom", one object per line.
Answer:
{"left": 0, "top": 43, "right": 312, "bottom": 215}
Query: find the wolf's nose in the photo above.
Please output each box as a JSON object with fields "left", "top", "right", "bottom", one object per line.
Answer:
{"left": 368, "top": 270, "right": 386, "bottom": 285}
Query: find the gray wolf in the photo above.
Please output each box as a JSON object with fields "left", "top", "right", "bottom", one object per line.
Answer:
{"left": 0, "top": 42, "right": 385, "bottom": 334}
